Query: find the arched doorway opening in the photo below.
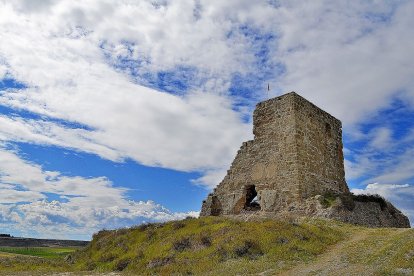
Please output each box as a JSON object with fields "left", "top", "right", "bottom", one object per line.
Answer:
{"left": 244, "top": 185, "right": 261, "bottom": 211}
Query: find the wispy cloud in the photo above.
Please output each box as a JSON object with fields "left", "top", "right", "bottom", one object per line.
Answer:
{"left": 1, "top": 1, "right": 414, "bottom": 184}
{"left": 271, "top": 1, "right": 414, "bottom": 125}
{"left": 0, "top": 0, "right": 413, "bottom": 236}
{"left": 0, "top": 145, "right": 197, "bottom": 239}
{"left": 344, "top": 99, "right": 414, "bottom": 186}
{"left": 0, "top": 0, "right": 255, "bottom": 179}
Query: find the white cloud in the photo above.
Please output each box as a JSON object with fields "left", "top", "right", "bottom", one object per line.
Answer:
{"left": 0, "top": 146, "right": 197, "bottom": 239}
{"left": 0, "top": 115, "right": 121, "bottom": 161}
{"left": 367, "top": 148, "right": 414, "bottom": 184}
{"left": 0, "top": 0, "right": 413, "bottom": 192}
{"left": 0, "top": 0, "right": 255, "bottom": 184}
{"left": 344, "top": 157, "right": 376, "bottom": 181}
{"left": 344, "top": 124, "right": 414, "bottom": 185}
{"left": 191, "top": 168, "right": 227, "bottom": 189}
{"left": 0, "top": 65, "right": 6, "bottom": 79}
{"left": 0, "top": 189, "right": 44, "bottom": 204}
{"left": 0, "top": 0, "right": 412, "bottom": 238}
{"left": 271, "top": 1, "right": 414, "bottom": 125}
{"left": 369, "top": 127, "right": 393, "bottom": 150}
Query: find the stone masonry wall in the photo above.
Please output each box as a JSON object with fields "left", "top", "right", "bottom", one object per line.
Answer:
{"left": 293, "top": 95, "right": 349, "bottom": 198}
{"left": 201, "top": 93, "right": 303, "bottom": 216}
{"left": 200, "top": 91, "right": 410, "bottom": 228}
{"left": 201, "top": 92, "right": 347, "bottom": 216}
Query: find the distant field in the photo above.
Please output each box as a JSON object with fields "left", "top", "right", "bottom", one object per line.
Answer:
{"left": 0, "top": 247, "right": 77, "bottom": 259}
{"left": 0, "top": 252, "right": 16, "bottom": 257}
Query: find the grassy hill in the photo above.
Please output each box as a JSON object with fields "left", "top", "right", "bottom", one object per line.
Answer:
{"left": 0, "top": 217, "right": 413, "bottom": 275}
{"left": 70, "top": 217, "right": 413, "bottom": 275}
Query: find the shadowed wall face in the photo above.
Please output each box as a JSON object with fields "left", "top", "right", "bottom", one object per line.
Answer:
{"left": 293, "top": 95, "right": 349, "bottom": 198}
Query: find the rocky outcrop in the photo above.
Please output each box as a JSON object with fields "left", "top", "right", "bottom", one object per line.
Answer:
{"left": 314, "top": 195, "right": 411, "bottom": 228}
{"left": 201, "top": 92, "right": 410, "bottom": 228}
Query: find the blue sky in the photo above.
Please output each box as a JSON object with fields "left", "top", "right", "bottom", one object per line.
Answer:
{"left": 0, "top": 0, "right": 413, "bottom": 240}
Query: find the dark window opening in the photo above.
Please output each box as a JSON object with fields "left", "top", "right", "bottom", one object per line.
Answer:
{"left": 325, "top": 123, "right": 332, "bottom": 138}
{"left": 244, "top": 185, "right": 261, "bottom": 211}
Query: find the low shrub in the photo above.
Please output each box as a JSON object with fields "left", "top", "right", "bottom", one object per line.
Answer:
{"left": 200, "top": 235, "right": 212, "bottom": 247}
{"left": 295, "top": 233, "right": 310, "bottom": 241}
{"left": 234, "top": 240, "right": 263, "bottom": 259}
{"left": 146, "top": 229, "right": 156, "bottom": 240}
{"left": 99, "top": 252, "right": 117, "bottom": 262}
{"left": 319, "top": 193, "right": 356, "bottom": 210}
{"left": 134, "top": 222, "right": 165, "bottom": 232}
{"left": 352, "top": 194, "right": 387, "bottom": 210}
{"left": 115, "top": 257, "right": 130, "bottom": 271}
{"left": 319, "top": 193, "right": 338, "bottom": 208}
{"left": 84, "top": 260, "right": 96, "bottom": 271}
{"left": 173, "top": 237, "right": 191, "bottom": 252}
{"left": 172, "top": 221, "right": 186, "bottom": 230}
{"left": 215, "top": 245, "right": 229, "bottom": 262}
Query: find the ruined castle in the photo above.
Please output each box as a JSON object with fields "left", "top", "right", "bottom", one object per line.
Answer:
{"left": 201, "top": 92, "right": 410, "bottom": 228}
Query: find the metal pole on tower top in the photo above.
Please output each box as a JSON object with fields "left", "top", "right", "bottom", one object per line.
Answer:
{"left": 267, "top": 83, "right": 270, "bottom": 98}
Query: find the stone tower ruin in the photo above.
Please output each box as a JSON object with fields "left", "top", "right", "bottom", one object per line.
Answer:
{"left": 201, "top": 92, "right": 410, "bottom": 228}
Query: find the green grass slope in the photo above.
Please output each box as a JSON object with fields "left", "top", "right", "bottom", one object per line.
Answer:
{"left": 0, "top": 247, "right": 78, "bottom": 274}
{"left": 0, "top": 255, "right": 72, "bottom": 274}
{"left": 341, "top": 227, "right": 414, "bottom": 275}
{"left": 0, "top": 217, "right": 412, "bottom": 275}
{"left": 70, "top": 217, "right": 347, "bottom": 275}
